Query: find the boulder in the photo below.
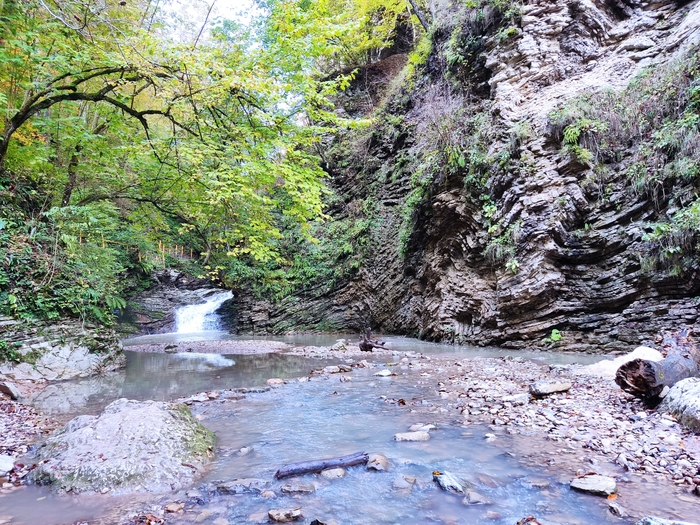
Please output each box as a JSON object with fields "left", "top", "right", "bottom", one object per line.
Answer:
{"left": 659, "top": 378, "right": 700, "bottom": 432}
{"left": 28, "top": 398, "right": 215, "bottom": 493}
{"left": 529, "top": 381, "right": 572, "bottom": 397}
{"left": 570, "top": 474, "right": 616, "bottom": 496}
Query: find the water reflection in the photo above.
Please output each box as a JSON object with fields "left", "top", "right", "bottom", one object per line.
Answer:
{"left": 30, "top": 351, "right": 337, "bottom": 417}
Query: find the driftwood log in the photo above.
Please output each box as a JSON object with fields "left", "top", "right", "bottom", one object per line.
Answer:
{"left": 615, "top": 329, "right": 700, "bottom": 404}
{"left": 359, "top": 329, "right": 386, "bottom": 352}
{"left": 274, "top": 452, "right": 369, "bottom": 479}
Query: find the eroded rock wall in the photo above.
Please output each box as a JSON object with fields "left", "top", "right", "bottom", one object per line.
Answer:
{"left": 235, "top": 0, "right": 700, "bottom": 352}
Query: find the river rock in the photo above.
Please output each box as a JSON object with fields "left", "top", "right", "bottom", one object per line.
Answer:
{"left": 529, "top": 381, "right": 572, "bottom": 397}
{"left": 0, "top": 381, "right": 22, "bottom": 400}
{"left": 374, "top": 369, "right": 393, "bottom": 377}
{"left": 216, "top": 478, "right": 268, "bottom": 494}
{"left": 433, "top": 471, "right": 469, "bottom": 494}
{"left": 367, "top": 453, "right": 390, "bottom": 471}
{"left": 394, "top": 431, "right": 430, "bottom": 442}
{"left": 570, "top": 474, "right": 617, "bottom": 496}
{"left": 267, "top": 378, "right": 285, "bottom": 387}
{"left": 636, "top": 518, "right": 700, "bottom": 525}
{"left": 280, "top": 481, "right": 316, "bottom": 494}
{"left": 0, "top": 320, "right": 124, "bottom": 382}
{"left": 269, "top": 508, "right": 303, "bottom": 522}
{"left": 501, "top": 393, "right": 529, "bottom": 405}
{"left": 392, "top": 475, "right": 416, "bottom": 491}
{"left": 28, "top": 398, "right": 215, "bottom": 493}
{"left": 659, "top": 378, "right": 700, "bottom": 432}
{"left": 463, "top": 490, "right": 493, "bottom": 505}
{"left": 320, "top": 468, "right": 346, "bottom": 479}
{"left": 0, "top": 455, "right": 14, "bottom": 475}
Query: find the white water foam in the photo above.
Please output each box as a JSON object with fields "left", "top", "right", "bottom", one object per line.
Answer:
{"left": 174, "top": 291, "right": 233, "bottom": 333}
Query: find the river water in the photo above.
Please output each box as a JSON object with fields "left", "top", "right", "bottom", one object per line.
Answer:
{"left": 0, "top": 302, "right": 690, "bottom": 524}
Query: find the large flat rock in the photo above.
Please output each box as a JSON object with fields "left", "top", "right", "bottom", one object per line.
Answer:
{"left": 28, "top": 398, "right": 215, "bottom": 494}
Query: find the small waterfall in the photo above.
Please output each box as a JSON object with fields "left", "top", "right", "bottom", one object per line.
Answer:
{"left": 174, "top": 291, "right": 233, "bottom": 333}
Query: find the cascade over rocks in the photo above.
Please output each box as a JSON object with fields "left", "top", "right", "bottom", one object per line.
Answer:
{"left": 123, "top": 269, "right": 227, "bottom": 334}
{"left": 232, "top": 0, "right": 700, "bottom": 352}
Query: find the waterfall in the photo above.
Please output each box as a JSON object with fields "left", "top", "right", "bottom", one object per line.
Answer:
{"left": 174, "top": 291, "right": 233, "bottom": 333}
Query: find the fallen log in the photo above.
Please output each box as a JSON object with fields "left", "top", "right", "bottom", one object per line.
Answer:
{"left": 615, "top": 329, "right": 700, "bottom": 404}
{"left": 359, "top": 329, "right": 386, "bottom": 352}
{"left": 274, "top": 452, "right": 369, "bottom": 479}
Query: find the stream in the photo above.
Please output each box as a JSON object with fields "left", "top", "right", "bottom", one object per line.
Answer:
{"left": 0, "top": 300, "right": 693, "bottom": 524}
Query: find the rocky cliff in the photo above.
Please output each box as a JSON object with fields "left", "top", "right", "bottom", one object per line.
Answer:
{"left": 234, "top": 0, "right": 700, "bottom": 352}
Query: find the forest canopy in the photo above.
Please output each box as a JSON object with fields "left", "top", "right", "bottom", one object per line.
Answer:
{"left": 0, "top": 0, "right": 426, "bottom": 323}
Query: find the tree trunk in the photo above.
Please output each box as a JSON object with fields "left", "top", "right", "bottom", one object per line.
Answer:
{"left": 406, "top": 0, "right": 430, "bottom": 32}
{"left": 359, "top": 329, "right": 386, "bottom": 352}
{"left": 274, "top": 452, "right": 369, "bottom": 479}
{"left": 615, "top": 329, "right": 700, "bottom": 404}
{"left": 61, "top": 143, "right": 82, "bottom": 206}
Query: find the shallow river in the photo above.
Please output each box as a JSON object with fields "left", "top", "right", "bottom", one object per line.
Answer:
{"left": 0, "top": 333, "right": 683, "bottom": 524}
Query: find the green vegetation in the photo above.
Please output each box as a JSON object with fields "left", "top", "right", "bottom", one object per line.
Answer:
{"left": 544, "top": 329, "right": 562, "bottom": 344}
{"left": 549, "top": 49, "right": 700, "bottom": 274}
{"left": 1, "top": 0, "right": 432, "bottom": 322}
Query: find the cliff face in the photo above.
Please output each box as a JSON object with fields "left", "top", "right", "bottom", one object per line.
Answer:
{"left": 235, "top": 0, "right": 700, "bottom": 352}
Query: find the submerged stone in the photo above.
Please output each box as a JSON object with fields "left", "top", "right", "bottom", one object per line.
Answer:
{"left": 367, "top": 453, "right": 390, "bottom": 471}
{"left": 394, "top": 431, "right": 430, "bottom": 442}
{"left": 28, "top": 398, "right": 215, "bottom": 494}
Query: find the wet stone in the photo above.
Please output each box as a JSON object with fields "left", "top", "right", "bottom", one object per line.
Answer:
{"left": 392, "top": 475, "right": 416, "bottom": 492}
{"left": 320, "top": 468, "right": 345, "bottom": 479}
{"left": 570, "top": 474, "right": 617, "bottom": 496}
{"left": 394, "top": 431, "right": 430, "bottom": 442}
{"left": 280, "top": 481, "right": 315, "bottom": 494}
{"left": 266, "top": 378, "right": 285, "bottom": 387}
{"left": 367, "top": 453, "right": 390, "bottom": 471}
{"left": 268, "top": 508, "right": 303, "bottom": 522}
{"left": 462, "top": 490, "right": 493, "bottom": 505}
{"left": 216, "top": 478, "right": 268, "bottom": 494}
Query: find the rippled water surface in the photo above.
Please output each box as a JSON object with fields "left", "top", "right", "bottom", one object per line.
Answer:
{"left": 1, "top": 333, "right": 678, "bottom": 525}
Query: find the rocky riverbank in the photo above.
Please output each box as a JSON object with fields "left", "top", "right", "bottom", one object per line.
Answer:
{"left": 2, "top": 339, "right": 699, "bottom": 524}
